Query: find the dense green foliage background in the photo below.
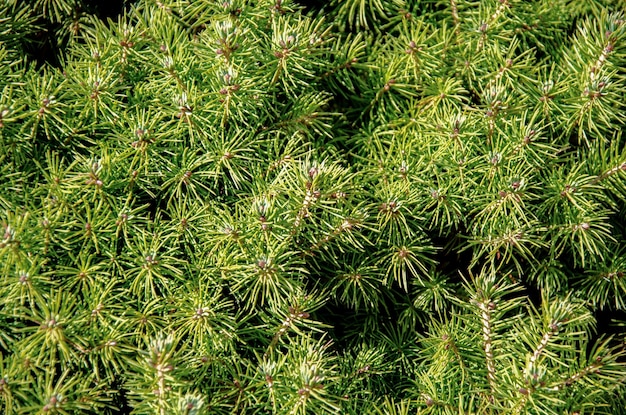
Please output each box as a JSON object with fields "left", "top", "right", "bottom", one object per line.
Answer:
{"left": 1, "top": 0, "right": 626, "bottom": 413}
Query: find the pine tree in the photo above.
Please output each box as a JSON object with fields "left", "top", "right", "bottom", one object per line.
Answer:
{"left": 1, "top": 0, "right": 625, "bottom": 414}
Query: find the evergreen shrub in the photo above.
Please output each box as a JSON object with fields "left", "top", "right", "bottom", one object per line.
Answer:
{"left": 1, "top": 0, "right": 626, "bottom": 413}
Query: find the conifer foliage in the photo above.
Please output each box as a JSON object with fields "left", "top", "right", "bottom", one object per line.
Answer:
{"left": 1, "top": 0, "right": 626, "bottom": 413}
